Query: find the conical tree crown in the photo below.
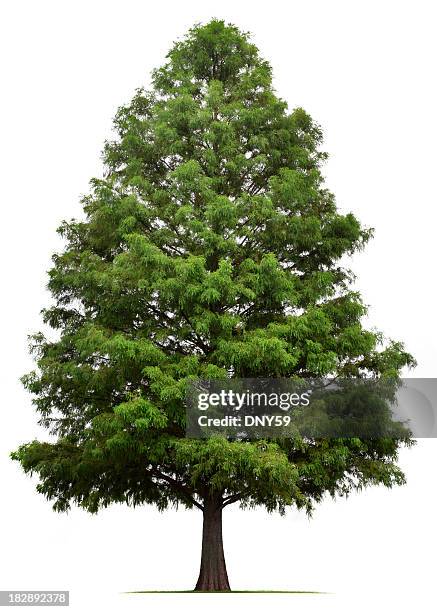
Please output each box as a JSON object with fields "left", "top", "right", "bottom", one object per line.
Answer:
{"left": 13, "top": 20, "right": 414, "bottom": 515}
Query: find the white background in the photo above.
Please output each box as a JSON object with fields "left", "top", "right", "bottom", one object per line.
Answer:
{"left": 1, "top": 1, "right": 436, "bottom": 611}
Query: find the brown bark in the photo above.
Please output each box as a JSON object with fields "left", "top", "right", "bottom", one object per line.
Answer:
{"left": 194, "top": 495, "right": 230, "bottom": 592}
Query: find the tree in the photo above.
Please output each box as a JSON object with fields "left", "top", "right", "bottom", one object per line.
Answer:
{"left": 12, "top": 20, "right": 415, "bottom": 592}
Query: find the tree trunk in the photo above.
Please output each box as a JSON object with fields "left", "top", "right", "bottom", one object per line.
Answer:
{"left": 194, "top": 495, "right": 230, "bottom": 592}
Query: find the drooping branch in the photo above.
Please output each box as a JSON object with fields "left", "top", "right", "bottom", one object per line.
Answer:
{"left": 150, "top": 468, "right": 204, "bottom": 510}
{"left": 221, "top": 492, "right": 246, "bottom": 509}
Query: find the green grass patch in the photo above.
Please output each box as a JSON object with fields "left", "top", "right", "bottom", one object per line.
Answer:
{"left": 126, "top": 590, "right": 327, "bottom": 594}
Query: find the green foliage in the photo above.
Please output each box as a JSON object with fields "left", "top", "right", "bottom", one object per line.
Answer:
{"left": 12, "top": 20, "right": 415, "bottom": 515}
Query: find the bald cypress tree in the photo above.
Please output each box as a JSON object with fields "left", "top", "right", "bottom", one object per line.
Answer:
{"left": 13, "top": 20, "right": 414, "bottom": 591}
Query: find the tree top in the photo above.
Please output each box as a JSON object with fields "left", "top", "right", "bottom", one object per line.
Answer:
{"left": 153, "top": 20, "right": 270, "bottom": 93}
